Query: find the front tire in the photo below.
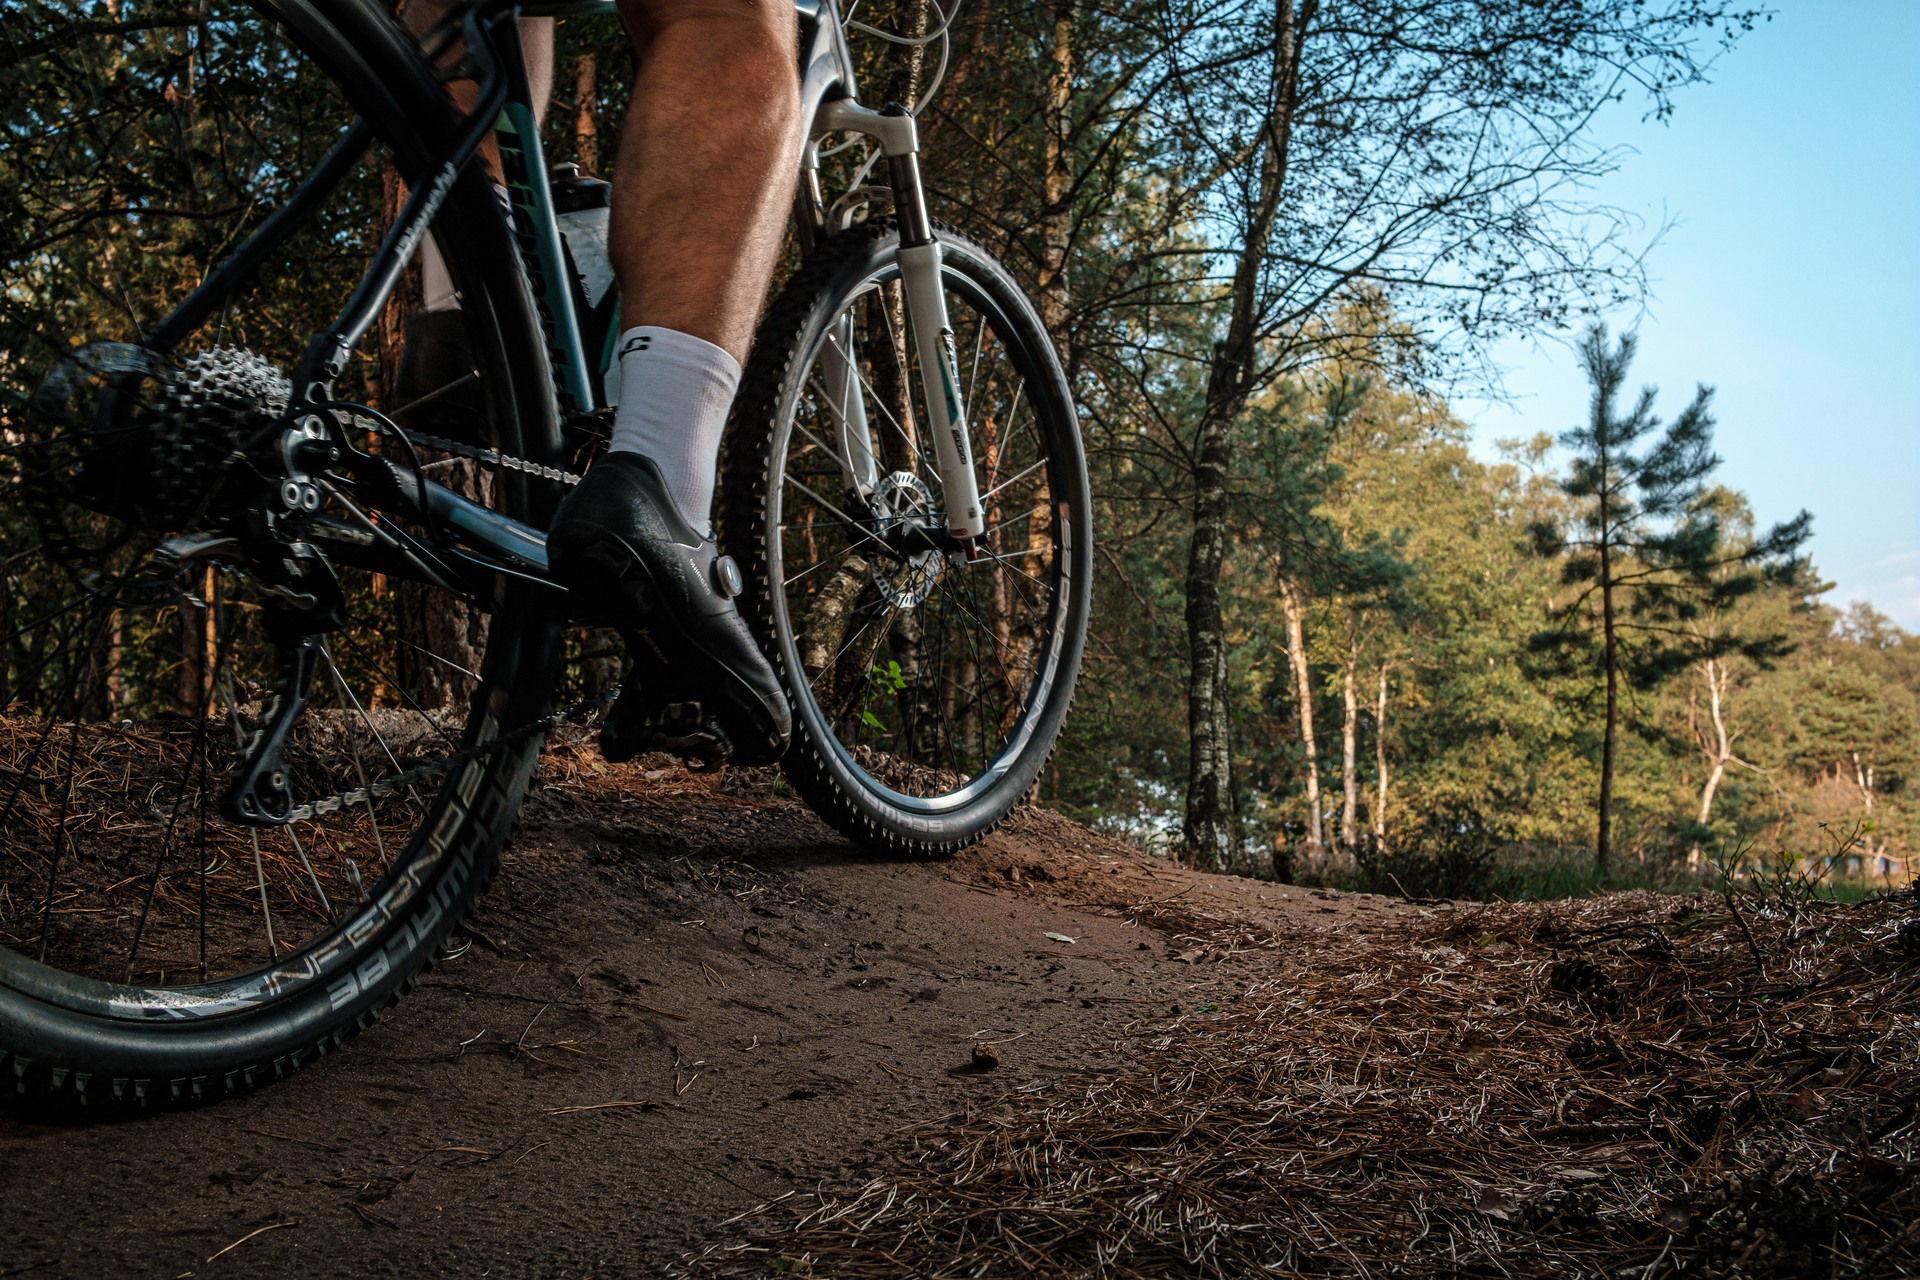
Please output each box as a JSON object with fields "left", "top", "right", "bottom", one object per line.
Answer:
{"left": 723, "top": 221, "right": 1091, "bottom": 857}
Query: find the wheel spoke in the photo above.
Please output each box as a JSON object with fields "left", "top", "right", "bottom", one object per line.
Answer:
{"left": 783, "top": 472, "right": 866, "bottom": 531}
{"left": 248, "top": 830, "right": 279, "bottom": 958}
{"left": 767, "top": 251, "right": 1082, "bottom": 806}
{"left": 286, "top": 825, "right": 333, "bottom": 921}
{"left": 827, "top": 313, "right": 940, "bottom": 486}
{"left": 394, "top": 372, "right": 478, "bottom": 420}
{"left": 333, "top": 628, "right": 464, "bottom": 752}
{"left": 979, "top": 456, "right": 1048, "bottom": 505}
{"left": 35, "top": 722, "right": 81, "bottom": 963}
{"left": 316, "top": 647, "right": 394, "bottom": 873}
{"left": 320, "top": 643, "right": 424, "bottom": 805}
{"left": 123, "top": 713, "right": 212, "bottom": 981}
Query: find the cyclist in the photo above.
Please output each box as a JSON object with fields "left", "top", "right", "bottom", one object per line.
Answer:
{"left": 401, "top": 0, "right": 798, "bottom": 767}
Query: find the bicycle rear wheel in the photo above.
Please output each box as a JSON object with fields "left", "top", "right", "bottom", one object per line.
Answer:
{"left": 723, "top": 220, "right": 1092, "bottom": 856}
{"left": 0, "top": 0, "right": 567, "bottom": 1109}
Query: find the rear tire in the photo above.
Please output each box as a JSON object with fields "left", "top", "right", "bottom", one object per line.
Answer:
{"left": 0, "top": 0, "right": 565, "bottom": 1111}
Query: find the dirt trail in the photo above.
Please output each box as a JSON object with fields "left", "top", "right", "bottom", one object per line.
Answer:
{"left": 0, "top": 757, "right": 1407, "bottom": 1279}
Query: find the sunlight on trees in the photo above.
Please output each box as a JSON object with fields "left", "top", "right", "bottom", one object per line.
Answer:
{"left": 4, "top": 0, "right": 1905, "bottom": 900}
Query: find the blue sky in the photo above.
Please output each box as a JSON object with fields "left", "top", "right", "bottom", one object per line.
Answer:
{"left": 1457, "top": 0, "right": 1920, "bottom": 629}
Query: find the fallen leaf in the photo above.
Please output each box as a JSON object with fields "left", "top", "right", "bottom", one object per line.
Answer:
{"left": 1473, "top": 1188, "right": 1516, "bottom": 1220}
{"left": 1044, "top": 932, "right": 1076, "bottom": 945}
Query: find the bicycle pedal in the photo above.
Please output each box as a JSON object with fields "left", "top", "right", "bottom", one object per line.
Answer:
{"left": 599, "top": 687, "right": 732, "bottom": 766}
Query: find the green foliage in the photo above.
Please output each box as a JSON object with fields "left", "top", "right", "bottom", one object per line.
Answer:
{"left": 4, "top": 0, "right": 1903, "bottom": 909}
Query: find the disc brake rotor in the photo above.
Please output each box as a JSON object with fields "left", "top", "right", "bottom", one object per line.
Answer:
{"left": 868, "top": 470, "right": 942, "bottom": 608}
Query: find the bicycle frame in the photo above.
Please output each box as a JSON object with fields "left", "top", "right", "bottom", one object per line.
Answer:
{"left": 155, "top": 0, "right": 988, "bottom": 610}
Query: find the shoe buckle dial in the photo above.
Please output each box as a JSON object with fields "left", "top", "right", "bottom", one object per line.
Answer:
{"left": 712, "top": 554, "right": 744, "bottom": 599}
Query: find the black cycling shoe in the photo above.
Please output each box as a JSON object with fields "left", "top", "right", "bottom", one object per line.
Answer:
{"left": 394, "top": 311, "right": 487, "bottom": 443}
{"left": 548, "top": 451, "right": 791, "bottom": 767}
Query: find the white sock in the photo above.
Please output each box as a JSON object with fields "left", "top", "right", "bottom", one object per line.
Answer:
{"left": 606, "top": 326, "right": 741, "bottom": 537}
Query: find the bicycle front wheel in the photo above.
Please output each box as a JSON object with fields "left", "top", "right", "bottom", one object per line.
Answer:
{"left": 724, "top": 220, "right": 1092, "bottom": 857}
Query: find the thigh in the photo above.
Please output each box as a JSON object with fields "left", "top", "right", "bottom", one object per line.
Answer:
{"left": 616, "top": 0, "right": 797, "bottom": 60}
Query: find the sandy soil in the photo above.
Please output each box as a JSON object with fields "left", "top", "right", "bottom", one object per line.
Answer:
{"left": 0, "top": 760, "right": 1409, "bottom": 1279}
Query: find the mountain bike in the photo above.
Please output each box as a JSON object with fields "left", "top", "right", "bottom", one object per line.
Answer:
{"left": 0, "top": 0, "right": 1089, "bottom": 1110}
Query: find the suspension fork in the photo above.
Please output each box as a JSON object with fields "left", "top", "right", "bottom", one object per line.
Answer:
{"left": 814, "top": 100, "right": 987, "bottom": 544}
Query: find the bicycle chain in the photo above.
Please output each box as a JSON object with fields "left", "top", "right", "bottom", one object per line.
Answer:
{"left": 28, "top": 350, "right": 604, "bottom": 822}
{"left": 285, "top": 685, "right": 620, "bottom": 824}
{"left": 346, "top": 412, "right": 582, "bottom": 486}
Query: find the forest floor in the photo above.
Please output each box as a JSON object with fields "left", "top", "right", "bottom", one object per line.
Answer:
{"left": 1, "top": 745, "right": 1914, "bottom": 1279}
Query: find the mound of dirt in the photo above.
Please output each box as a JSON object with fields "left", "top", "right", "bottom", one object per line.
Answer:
{"left": 0, "top": 752, "right": 1400, "bottom": 1278}
{"left": 688, "top": 883, "right": 1920, "bottom": 1279}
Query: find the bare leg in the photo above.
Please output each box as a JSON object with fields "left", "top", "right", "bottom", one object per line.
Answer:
{"left": 611, "top": 0, "right": 803, "bottom": 364}
{"left": 546, "top": 0, "right": 802, "bottom": 766}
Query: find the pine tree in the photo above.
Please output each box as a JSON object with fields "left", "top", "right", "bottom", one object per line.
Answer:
{"left": 1532, "top": 326, "right": 1810, "bottom": 874}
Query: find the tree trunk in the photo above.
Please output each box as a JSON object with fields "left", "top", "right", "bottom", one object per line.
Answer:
{"left": 888, "top": 608, "right": 942, "bottom": 763}
{"left": 578, "top": 628, "right": 620, "bottom": 700}
{"left": 925, "top": 0, "right": 995, "bottom": 145}
{"left": 1181, "top": 0, "right": 1312, "bottom": 865}
{"left": 1183, "top": 524, "right": 1234, "bottom": 868}
{"left": 1339, "top": 641, "right": 1357, "bottom": 849}
{"left": 395, "top": 462, "right": 492, "bottom": 710}
{"left": 380, "top": 157, "right": 492, "bottom": 712}
{"left": 1278, "top": 577, "right": 1322, "bottom": 850}
{"left": 106, "top": 619, "right": 124, "bottom": 714}
{"left": 376, "top": 162, "right": 419, "bottom": 411}
{"left": 800, "top": 556, "right": 871, "bottom": 697}
{"left": 1696, "top": 656, "right": 1731, "bottom": 825}
{"left": 180, "top": 567, "right": 214, "bottom": 716}
{"left": 574, "top": 54, "right": 598, "bottom": 172}
{"left": 881, "top": 0, "right": 929, "bottom": 108}
{"left": 1851, "top": 750, "right": 1875, "bottom": 811}
{"left": 1038, "top": 0, "right": 1076, "bottom": 358}
{"left": 953, "top": 659, "right": 979, "bottom": 757}
{"left": 1372, "top": 661, "right": 1389, "bottom": 843}
{"left": 1597, "top": 529, "right": 1617, "bottom": 876}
